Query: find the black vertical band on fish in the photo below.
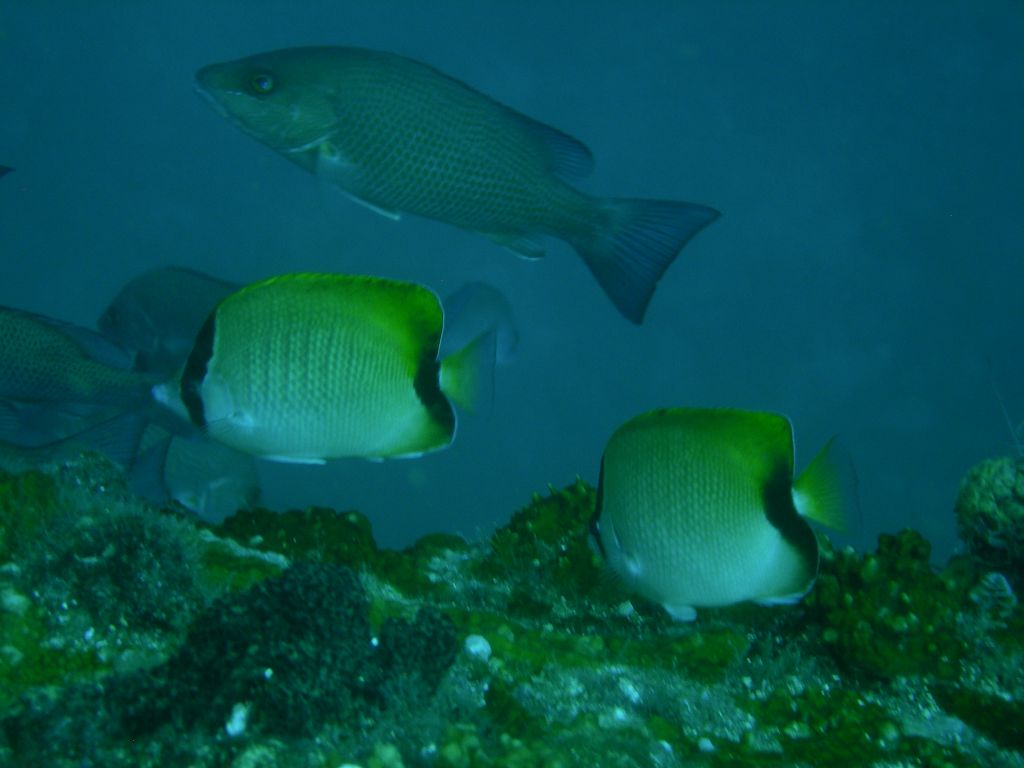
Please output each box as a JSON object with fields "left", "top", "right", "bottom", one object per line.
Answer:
{"left": 413, "top": 349, "right": 455, "bottom": 439}
{"left": 180, "top": 312, "right": 215, "bottom": 427}
{"left": 158, "top": 273, "right": 494, "bottom": 462}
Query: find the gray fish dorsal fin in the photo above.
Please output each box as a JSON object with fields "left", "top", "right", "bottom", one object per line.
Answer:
{"left": 511, "top": 113, "right": 595, "bottom": 181}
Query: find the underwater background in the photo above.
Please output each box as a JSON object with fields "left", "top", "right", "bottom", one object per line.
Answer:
{"left": 2, "top": 3, "right": 1024, "bottom": 767}
{"left": 1, "top": 2, "right": 1022, "bottom": 556}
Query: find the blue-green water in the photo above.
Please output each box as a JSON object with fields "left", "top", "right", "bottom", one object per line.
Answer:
{"left": 2, "top": 1, "right": 1021, "bottom": 555}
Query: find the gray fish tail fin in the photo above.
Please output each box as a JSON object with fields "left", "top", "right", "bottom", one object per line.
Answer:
{"left": 792, "top": 437, "right": 859, "bottom": 532}
{"left": 573, "top": 198, "right": 719, "bottom": 323}
{"left": 439, "top": 330, "right": 497, "bottom": 414}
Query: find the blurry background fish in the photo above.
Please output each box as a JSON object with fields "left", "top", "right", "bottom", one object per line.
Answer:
{"left": 0, "top": 305, "right": 154, "bottom": 407}
{"left": 0, "top": 2, "right": 1021, "bottom": 556}
{"left": 0, "top": 302, "right": 260, "bottom": 520}
{"left": 130, "top": 424, "right": 261, "bottom": 522}
{"left": 0, "top": 166, "right": 12, "bottom": 178}
{"left": 98, "top": 266, "right": 239, "bottom": 375}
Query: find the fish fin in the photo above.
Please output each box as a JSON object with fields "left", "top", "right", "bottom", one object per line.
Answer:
{"left": 152, "top": 381, "right": 190, "bottom": 422}
{"left": 315, "top": 141, "right": 402, "bottom": 220}
{"left": 483, "top": 231, "right": 547, "bottom": 260}
{"left": 439, "top": 330, "right": 497, "bottom": 414}
{"left": 514, "top": 116, "right": 595, "bottom": 180}
{"left": 127, "top": 432, "right": 174, "bottom": 502}
{"left": 792, "top": 437, "right": 858, "bottom": 532}
{"left": 162, "top": 436, "right": 261, "bottom": 520}
{"left": 572, "top": 198, "right": 720, "bottom": 323}
{"left": 753, "top": 590, "right": 808, "bottom": 607}
{"left": 36, "top": 410, "right": 150, "bottom": 468}
{"left": 441, "top": 283, "right": 519, "bottom": 364}
{"left": 344, "top": 191, "right": 402, "bottom": 221}
{"left": 663, "top": 603, "right": 697, "bottom": 622}
{"left": 262, "top": 454, "right": 327, "bottom": 465}
{"left": 81, "top": 411, "right": 152, "bottom": 467}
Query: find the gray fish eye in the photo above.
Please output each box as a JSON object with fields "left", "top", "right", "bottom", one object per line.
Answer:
{"left": 250, "top": 73, "right": 274, "bottom": 94}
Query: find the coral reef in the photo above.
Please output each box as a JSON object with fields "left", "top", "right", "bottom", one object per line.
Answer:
{"left": 955, "top": 455, "right": 1024, "bottom": 579}
{"left": 806, "top": 530, "right": 971, "bottom": 679}
{"left": 0, "top": 457, "right": 1021, "bottom": 767}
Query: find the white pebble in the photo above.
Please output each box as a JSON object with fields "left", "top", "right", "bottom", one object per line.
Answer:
{"left": 617, "top": 677, "right": 642, "bottom": 704}
{"left": 224, "top": 702, "right": 249, "bottom": 737}
{"left": 697, "top": 736, "right": 715, "bottom": 753}
{"left": 464, "top": 634, "right": 492, "bottom": 661}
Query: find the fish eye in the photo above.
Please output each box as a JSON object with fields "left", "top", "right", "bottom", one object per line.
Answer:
{"left": 250, "top": 73, "right": 274, "bottom": 94}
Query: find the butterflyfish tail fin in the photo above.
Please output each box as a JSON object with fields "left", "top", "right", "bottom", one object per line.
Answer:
{"left": 792, "top": 436, "right": 859, "bottom": 533}
{"left": 439, "top": 330, "right": 497, "bottom": 414}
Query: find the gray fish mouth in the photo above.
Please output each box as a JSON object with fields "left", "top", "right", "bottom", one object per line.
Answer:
{"left": 192, "top": 79, "right": 232, "bottom": 119}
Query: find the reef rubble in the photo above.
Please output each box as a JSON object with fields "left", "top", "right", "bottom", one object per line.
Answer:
{"left": 0, "top": 454, "right": 1021, "bottom": 767}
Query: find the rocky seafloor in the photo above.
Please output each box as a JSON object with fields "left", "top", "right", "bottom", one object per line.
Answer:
{"left": 0, "top": 452, "right": 1021, "bottom": 768}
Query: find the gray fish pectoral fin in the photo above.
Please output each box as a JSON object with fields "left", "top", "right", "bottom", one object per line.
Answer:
{"left": 482, "top": 231, "right": 547, "bottom": 260}
{"left": 314, "top": 141, "right": 402, "bottom": 221}
{"left": 343, "top": 191, "right": 402, "bottom": 221}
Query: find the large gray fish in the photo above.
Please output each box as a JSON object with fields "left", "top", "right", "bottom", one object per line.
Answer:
{"left": 99, "top": 266, "right": 240, "bottom": 375}
{"left": 195, "top": 46, "right": 720, "bottom": 323}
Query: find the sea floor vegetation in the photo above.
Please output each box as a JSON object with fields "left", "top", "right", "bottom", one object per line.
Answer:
{"left": 0, "top": 453, "right": 1021, "bottom": 767}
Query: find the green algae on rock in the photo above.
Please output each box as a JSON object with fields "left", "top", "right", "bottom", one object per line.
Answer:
{"left": 806, "top": 530, "right": 971, "bottom": 679}
{"left": 955, "top": 455, "right": 1024, "bottom": 579}
{"left": 5, "top": 562, "right": 460, "bottom": 765}
{"left": 476, "top": 478, "right": 607, "bottom": 613}
{"left": 1, "top": 463, "right": 1022, "bottom": 768}
{"left": 0, "top": 468, "right": 61, "bottom": 559}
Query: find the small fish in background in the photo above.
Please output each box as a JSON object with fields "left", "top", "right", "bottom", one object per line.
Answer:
{"left": 0, "top": 166, "right": 12, "bottom": 179}
{"left": 0, "top": 303, "right": 259, "bottom": 519}
{"left": 0, "top": 305, "right": 156, "bottom": 407}
{"left": 0, "top": 397, "right": 162, "bottom": 479}
{"left": 129, "top": 424, "right": 260, "bottom": 522}
{"left": 0, "top": 401, "right": 257, "bottom": 521}
{"left": 0, "top": 403, "right": 147, "bottom": 469}
{"left": 440, "top": 281, "right": 518, "bottom": 364}
{"left": 195, "top": 46, "right": 720, "bottom": 323}
{"left": 594, "top": 407, "right": 854, "bottom": 621}
{"left": 153, "top": 273, "right": 500, "bottom": 463}
{"left": 99, "top": 266, "right": 239, "bottom": 376}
